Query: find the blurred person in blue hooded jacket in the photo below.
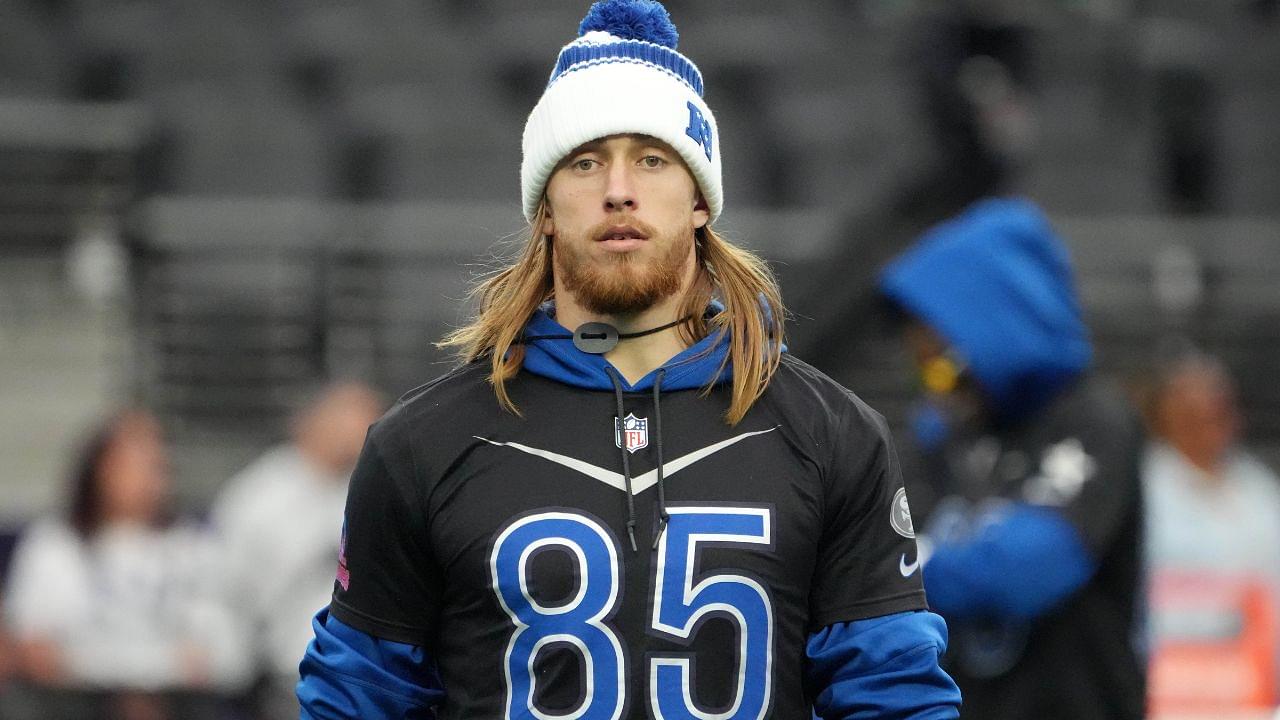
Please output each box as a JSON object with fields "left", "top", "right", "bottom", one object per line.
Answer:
{"left": 878, "top": 198, "right": 1146, "bottom": 720}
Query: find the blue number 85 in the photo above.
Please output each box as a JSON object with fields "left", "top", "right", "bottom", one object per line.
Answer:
{"left": 490, "top": 507, "right": 774, "bottom": 720}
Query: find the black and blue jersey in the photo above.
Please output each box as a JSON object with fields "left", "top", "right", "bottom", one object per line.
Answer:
{"left": 299, "top": 307, "right": 961, "bottom": 719}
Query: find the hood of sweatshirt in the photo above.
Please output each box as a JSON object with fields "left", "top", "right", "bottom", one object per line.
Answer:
{"left": 519, "top": 303, "right": 736, "bottom": 391}
{"left": 880, "top": 198, "right": 1092, "bottom": 420}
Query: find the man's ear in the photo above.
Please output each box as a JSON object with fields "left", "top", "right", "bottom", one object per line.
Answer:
{"left": 540, "top": 201, "right": 555, "bottom": 236}
{"left": 692, "top": 194, "right": 709, "bottom": 230}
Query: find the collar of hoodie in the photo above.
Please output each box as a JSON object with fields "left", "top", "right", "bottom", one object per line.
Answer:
{"left": 518, "top": 302, "right": 734, "bottom": 392}
{"left": 518, "top": 301, "right": 735, "bottom": 553}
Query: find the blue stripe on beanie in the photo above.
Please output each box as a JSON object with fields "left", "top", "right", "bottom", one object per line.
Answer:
{"left": 549, "top": 39, "right": 704, "bottom": 96}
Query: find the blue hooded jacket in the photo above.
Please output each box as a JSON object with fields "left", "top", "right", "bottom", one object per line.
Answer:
{"left": 880, "top": 197, "right": 1092, "bottom": 422}
{"left": 878, "top": 198, "right": 1098, "bottom": 621}
{"left": 298, "top": 306, "right": 960, "bottom": 718}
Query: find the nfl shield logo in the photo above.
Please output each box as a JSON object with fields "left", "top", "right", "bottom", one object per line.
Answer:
{"left": 614, "top": 413, "right": 649, "bottom": 454}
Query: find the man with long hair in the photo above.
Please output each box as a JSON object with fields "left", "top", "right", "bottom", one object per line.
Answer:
{"left": 297, "top": 1, "right": 960, "bottom": 717}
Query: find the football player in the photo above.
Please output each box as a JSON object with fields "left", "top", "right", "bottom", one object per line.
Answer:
{"left": 880, "top": 199, "right": 1145, "bottom": 720}
{"left": 297, "top": 1, "right": 962, "bottom": 717}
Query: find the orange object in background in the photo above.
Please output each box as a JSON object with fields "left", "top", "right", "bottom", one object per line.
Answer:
{"left": 1148, "top": 572, "right": 1278, "bottom": 715}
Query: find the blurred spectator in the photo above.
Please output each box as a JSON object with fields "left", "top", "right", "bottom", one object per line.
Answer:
{"left": 1143, "top": 351, "right": 1280, "bottom": 582}
{"left": 0, "top": 410, "right": 248, "bottom": 720}
{"left": 0, "top": 598, "right": 13, "bottom": 696}
{"left": 1141, "top": 351, "right": 1280, "bottom": 712}
{"left": 210, "top": 381, "right": 383, "bottom": 718}
{"left": 878, "top": 199, "right": 1146, "bottom": 720}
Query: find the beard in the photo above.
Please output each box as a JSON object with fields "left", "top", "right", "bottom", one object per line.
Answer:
{"left": 553, "top": 218, "right": 694, "bottom": 316}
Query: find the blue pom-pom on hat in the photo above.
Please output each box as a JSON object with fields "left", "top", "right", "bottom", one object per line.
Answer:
{"left": 578, "top": 0, "right": 679, "bottom": 48}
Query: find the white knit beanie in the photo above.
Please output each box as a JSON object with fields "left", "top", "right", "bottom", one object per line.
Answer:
{"left": 520, "top": 0, "right": 722, "bottom": 223}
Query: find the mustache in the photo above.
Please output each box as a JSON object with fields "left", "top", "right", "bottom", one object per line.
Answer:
{"left": 589, "top": 217, "right": 658, "bottom": 242}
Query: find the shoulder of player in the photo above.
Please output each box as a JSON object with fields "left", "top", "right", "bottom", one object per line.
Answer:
{"left": 373, "top": 361, "right": 493, "bottom": 432}
{"left": 763, "top": 354, "right": 895, "bottom": 459}
{"left": 1026, "top": 374, "right": 1147, "bottom": 488}
{"left": 357, "top": 360, "right": 498, "bottom": 475}
{"left": 1038, "top": 374, "right": 1142, "bottom": 442}
{"left": 395, "top": 359, "right": 491, "bottom": 408}
{"left": 769, "top": 354, "right": 890, "bottom": 429}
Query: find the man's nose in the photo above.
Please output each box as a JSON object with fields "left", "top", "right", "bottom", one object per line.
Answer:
{"left": 603, "top": 164, "right": 637, "bottom": 212}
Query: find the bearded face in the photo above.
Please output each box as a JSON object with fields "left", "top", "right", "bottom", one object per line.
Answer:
{"left": 552, "top": 215, "right": 694, "bottom": 316}
{"left": 541, "top": 134, "right": 708, "bottom": 319}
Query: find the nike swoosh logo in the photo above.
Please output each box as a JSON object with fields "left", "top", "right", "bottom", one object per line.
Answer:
{"left": 475, "top": 427, "right": 778, "bottom": 495}
{"left": 899, "top": 553, "right": 920, "bottom": 578}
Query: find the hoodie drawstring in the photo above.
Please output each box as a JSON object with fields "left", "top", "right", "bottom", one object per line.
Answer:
{"left": 651, "top": 369, "right": 669, "bottom": 550}
{"left": 606, "top": 367, "right": 639, "bottom": 552}
{"left": 605, "top": 367, "right": 669, "bottom": 554}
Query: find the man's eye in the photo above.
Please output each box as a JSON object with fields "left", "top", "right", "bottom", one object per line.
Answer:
{"left": 641, "top": 155, "right": 666, "bottom": 168}
{"left": 573, "top": 158, "right": 597, "bottom": 171}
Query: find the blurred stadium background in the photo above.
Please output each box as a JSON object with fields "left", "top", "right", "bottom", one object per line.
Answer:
{"left": 0, "top": 0, "right": 1277, "bottom": 717}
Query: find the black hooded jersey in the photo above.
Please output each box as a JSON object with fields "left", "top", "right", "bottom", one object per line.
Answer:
{"left": 914, "top": 376, "right": 1145, "bottom": 720}
{"left": 330, "top": 355, "right": 927, "bottom": 719}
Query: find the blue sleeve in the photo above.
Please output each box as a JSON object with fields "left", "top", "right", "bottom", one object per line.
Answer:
{"left": 922, "top": 503, "right": 1096, "bottom": 620}
{"left": 297, "top": 607, "right": 445, "bottom": 719}
{"left": 806, "top": 610, "right": 961, "bottom": 719}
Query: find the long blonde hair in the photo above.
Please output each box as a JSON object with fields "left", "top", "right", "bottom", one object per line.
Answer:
{"left": 439, "top": 201, "right": 785, "bottom": 425}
